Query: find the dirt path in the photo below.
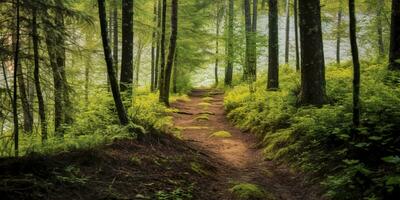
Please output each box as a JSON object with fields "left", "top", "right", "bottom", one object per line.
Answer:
{"left": 172, "top": 89, "right": 321, "bottom": 200}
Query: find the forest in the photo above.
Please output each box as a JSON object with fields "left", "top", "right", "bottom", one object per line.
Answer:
{"left": 0, "top": 0, "right": 399, "bottom": 199}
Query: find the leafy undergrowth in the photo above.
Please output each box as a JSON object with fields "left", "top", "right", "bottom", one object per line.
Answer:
{"left": 0, "top": 135, "right": 222, "bottom": 200}
{"left": 224, "top": 62, "right": 400, "bottom": 199}
{"left": 230, "top": 183, "right": 273, "bottom": 200}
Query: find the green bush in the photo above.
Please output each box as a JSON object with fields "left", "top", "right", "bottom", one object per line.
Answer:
{"left": 224, "top": 63, "right": 400, "bottom": 199}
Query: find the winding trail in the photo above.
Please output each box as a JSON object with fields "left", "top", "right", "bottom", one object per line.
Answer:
{"left": 171, "top": 89, "right": 321, "bottom": 200}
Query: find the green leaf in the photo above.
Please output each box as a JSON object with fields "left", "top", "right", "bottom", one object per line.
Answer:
{"left": 386, "top": 176, "right": 400, "bottom": 186}
{"left": 343, "top": 159, "right": 359, "bottom": 165}
{"left": 381, "top": 156, "right": 400, "bottom": 164}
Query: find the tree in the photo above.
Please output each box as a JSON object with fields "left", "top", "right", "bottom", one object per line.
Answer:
{"left": 298, "top": 0, "right": 326, "bottom": 106}
{"left": 243, "top": 0, "right": 257, "bottom": 83}
{"left": 12, "top": 0, "right": 20, "bottom": 156}
{"left": 151, "top": 0, "right": 157, "bottom": 91}
{"left": 120, "top": 0, "right": 134, "bottom": 94}
{"left": 294, "top": 0, "right": 300, "bottom": 71}
{"left": 32, "top": 6, "right": 47, "bottom": 142}
{"left": 225, "top": 0, "right": 234, "bottom": 87}
{"left": 214, "top": 1, "right": 222, "bottom": 86}
{"left": 97, "top": 0, "right": 129, "bottom": 125}
{"left": 389, "top": 0, "right": 400, "bottom": 70}
{"left": 376, "top": 0, "right": 384, "bottom": 58}
{"left": 336, "top": 0, "right": 343, "bottom": 65}
{"left": 267, "top": 0, "right": 279, "bottom": 90}
{"left": 113, "top": 0, "right": 119, "bottom": 77}
{"left": 158, "top": 0, "right": 167, "bottom": 103}
{"left": 155, "top": 0, "right": 162, "bottom": 90}
{"left": 349, "top": 0, "right": 361, "bottom": 127}
{"left": 284, "top": 0, "right": 290, "bottom": 64}
{"left": 160, "top": 0, "right": 178, "bottom": 106}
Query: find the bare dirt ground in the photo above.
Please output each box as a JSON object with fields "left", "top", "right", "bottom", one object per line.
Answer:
{"left": 172, "top": 89, "right": 322, "bottom": 200}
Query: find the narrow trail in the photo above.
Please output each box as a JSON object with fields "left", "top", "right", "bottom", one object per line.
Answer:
{"left": 172, "top": 89, "right": 321, "bottom": 200}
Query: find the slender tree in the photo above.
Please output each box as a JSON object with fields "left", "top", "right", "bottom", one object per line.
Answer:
{"left": 376, "top": 0, "right": 384, "bottom": 58}
{"left": 268, "top": 0, "right": 279, "bottom": 90}
{"left": 285, "top": 0, "right": 290, "bottom": 64}
{"left": 225, "top": 0, "right": 234, "bottom": 86}
{"left": 113, "top": 0, "right": 119, "bottom": 77}
{"left": 155, "top": 0, "right": 162, "bottom": 90}
{"left": 12, "top": 0, "right": 20, "bottom": 156}
{"left": 98, "top": 0, "right": 129, "bottom": 125}
{"left": 336, "top": 0, "right": 343, "bottom": 65}
{"left": 32, "top": 7, "right": 47, "bottom": 142}
{"left": 17, "top": 55, "right": 33, "bottom": 133}
{"left": 294, "top": 0, "right": 300, "bottom": 71}
{"left": 158, "top": 0, "right": 167, "bottom": 102}
{"left": 298, "top": 0, "right": 326, "bottom": 106}
{"left": 243, "top": 0, "right": 257, "bottom": 82}
{"left": 389, "top": 0, "right": 400, "bottom": 70}
{"left": 215, "top": 1, "right": 221, "bottom": 86}
{"left": 151, "top": 0, "right": 157, "bottom": 91}
{"left": 349, "top": 0, "right": 361, "bottom": 127}
{"left": 120, "top": 0, "right": 134, "bottom": 94}
{"left": 160, "top": 0, "right": 178, "bottom": 106}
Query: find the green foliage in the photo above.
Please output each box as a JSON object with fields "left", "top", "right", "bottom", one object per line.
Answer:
{"left": 225, "top": 62, "right": 400, "bottom": 199}
{"left": 209, "top": 131, "right": 232, "bottom": 138}
{"left": 229, "top": 183, "right": 272, "bottom": 200}
{"left": 155, "top": 185, "right": 194, "bottom": 200}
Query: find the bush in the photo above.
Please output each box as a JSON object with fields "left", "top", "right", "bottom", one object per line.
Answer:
{"left": 224, "top": 63, "right": 400, "bottom": 199}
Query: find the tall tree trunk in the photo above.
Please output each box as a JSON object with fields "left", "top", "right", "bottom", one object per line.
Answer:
{"left": 294, "top": 0, "right": 300, "bottom": 71}
{"left": 161, "top": 0, "right": 178, "bottom": 106}
{"left": 151, "top": 0, "right": 157, "bottom": 91}
{"left": 349, "top": 0, "right": 360, "bottom": 127}
{"left": 225, "top": 0, "right": 234, "bottom": 87}
{"left": 13, "top": 0, "right": 20, "bottom": 156}
{"left": 377, "top": 0, "right": 385, "bottom": 58}
{"left": 336, "top": 1, "right": 343, "bottom": 65}
{"left": 251, "top": 0, "right": 257, "bottom": 81}
{"left": 215, "top": 2, "right": 220, "bottom": 86}
{"left": 32, "top": 8, "right": 47, "bottom": 142}
{"left": 135, "top": 40, "right": 143, "bottom": 88}
{"left": 244, "top": 0, "right": 251, "bottom": 81}
{"left": 113, "top": 0, "right": 119, "bottom": 78}
{"left": 17, "top": 61, "right": 33, "bottom": 133}
{"left": 158, "top": 0, "right": 167, "bottom": 103}
{"left": 389, "top": 0, "right": 400, "bottom": 70}
{"left": 298, "top": 0, "right": 326, "bottom": 106}
{"left": 285, "top": 0, "right": 290, "bottom": 64}
{"left": 98, "top": 0, "right": 129, "bottom": 126}
{"left": 120, "top": 0, "right": 134, "bottom": 94}
{"left": 173, "top": 51, "right": 178, "bottom": 93}
{"left": 155, "top": 0, "right": 161, "bottom": 90}
{"left": 85, "top": 59, "right": 90, "bottom": 105}
{"left": 268, "top": 0, "right": 279, "bottom": 90}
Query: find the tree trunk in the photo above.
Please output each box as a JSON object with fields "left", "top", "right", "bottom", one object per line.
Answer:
{"left": 135, "top": 40, "right": 143, "bottom": 88}
{"left": 389, "top": 0, "right": 400, "bottom": 70}
{"left": 32, "top": 8, "right": 47, "bottom": 142}
{"left": 225, "top": 0, "right": 234, "bottom": 87}
{"left": 151, "top": 0, "right": 157, "bottom": 91}
{"left": 161, "top": 0, "right": 178, "bottom": 106}
{"left": 17, "top": 60, "right": 33, "bottom": 133}
{"left": 298, "top": 0, "right": 326, "bottom": 106}
{"left": 244, "top": 0, "right": 252, "bottom": 81}
{"left": 251, "top": 0, "right": 258, "bottom": 81}
{"left": 173, "top": 51, "right": 178, "bottom": 93}
{"left": 215, "top": 2, "right": 221, "bottom": 86}
{"left": 120, "top": 0, "right": 134, "bottom": 94}
{"left": 158, "top": 0, "right": 167, "bottom": 103}
{"left": 155, "top": 0, "right": 162, "bottom": 90}
{"left": 349, "top": 0, "right": 360, "bottom": 127}
{"left": 294, "top": 0, "right": 300, "bottom": 71}
{"left": 336, "top": 1, "right": 342, "bottom": 65}
{"left": 285, "top": 0, "right": 290, "bottom": 64}
{"left": 113, "top": 0, "right": 119, "bottom": 78}
{"left": 268, "top": 0, "right": 279, "bottom": 90}
{"left": 98, "top": 0, "right": 129, "bottom": 126}
{"left": 377, "top": 0, "right": 384, "bottom": 58}
{"left": 13, "top": 0, "right": 20, "bottom": 156}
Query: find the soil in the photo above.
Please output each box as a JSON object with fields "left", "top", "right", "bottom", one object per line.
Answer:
{"left": 0, "top": 89, "right": 323, "bottom": 200}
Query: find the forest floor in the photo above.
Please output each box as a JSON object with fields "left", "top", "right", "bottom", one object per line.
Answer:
{"left": 171, "top": 89, "right": 322, "bottom": 200}
{"left": 0, "top": 89, "right": 323, "bottom": 200}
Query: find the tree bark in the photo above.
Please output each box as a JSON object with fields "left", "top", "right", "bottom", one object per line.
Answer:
{"left": 389, "top": 0, "right": 400, "bottom": 70}
{"left": 135, "top": 40, "right": 144, "bottom": 88}
{"left": 377, "top": 0, "right": 384, "bottom": 58}
{"left": 113, "top": 0, "right": 119, "bottom": 78}
{"left": 32, "top": 8, "right": 47, "bottom": 142}
{"left": 298, "top": 0, "right": 326, "bottom": 106}
{"left": 225, "top": 0, "right": 234, "bottom": 87}
{"left": 244, "top": 0, "right": 256, "bottom": 82}
{"left": 160, "top": 0, "right": 178, "bottom": 106}
{"left": 151, "top": 0, "right": 157, "bottom": 91}
{"left": 349, "top": 0, "right": 360, "bottom": 127}
{"left": 294, "top": 0, "right": 300, "bottom": 71}
{"left": 336, "top": 1, "right": 343, "bottom": 65}
{"left": 268, "top": 0, "right": 279, "bottom": 90}
{"left": 98, "top": 0, "right": 129, "bottom": 126}
{"left": 155, "top": 0, "right": 162, "bottom": 90}
{"left": 13, "top": 0, "right": 20, "bottom": 156}
{"left": 244, "top": 0, "right": 251, "bottom": 81}
{"left": 215, "top": 2, "right": 221, "bottom": 86}
{"left": 120, "top": 0, "right": 134, "bottom": 94}
{"left": 17, "top": 59, "right": 33, "bottom": 133}
{"left": 285, "top": 0, "right": 290, "bottom": 64}
{"left": 158, "top": 0, "right": 167, "bottom": 103}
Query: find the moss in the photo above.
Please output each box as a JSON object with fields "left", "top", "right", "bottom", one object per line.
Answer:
{"left": 194, "top": 115, "right": 209, "bottom": 122}
{"left": 209, "top": 131, "right": 232, "bottom": 138}
{"left": 190, "top": 162, "right": 208, "bottom": 176}
{"left": 202, "top": 97, "right": 214, "bottom": 102}
{"left": 197, "top": 102, "right": 211, "bottom": 108}
{"left": 130, "top": 156, "right": 142, "bottom": 166}
{"left": 229, "top": 183, "right": 273, "bottom": 200}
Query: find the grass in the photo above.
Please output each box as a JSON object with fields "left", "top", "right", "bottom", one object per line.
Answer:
{"left": 229, "top": 183, "right": 273, "bottom": 200}
{"left": 209, "top": 131, "right": 232, "bottom": 138}
{"left": 194, "top": 115, "right": 209, "bottom": 122}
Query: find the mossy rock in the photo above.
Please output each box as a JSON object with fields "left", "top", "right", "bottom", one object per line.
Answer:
{"left": 202, "top": 97, "right": 214, "bottom": 102}
{"left": 209, "top": 131, "right": 232, "bottom": 138}
{"left": 230, "top": 183, "right": 274, "bottom": 200}
{"left": 195, "top": 115, "right": 209, "bottom": 122}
